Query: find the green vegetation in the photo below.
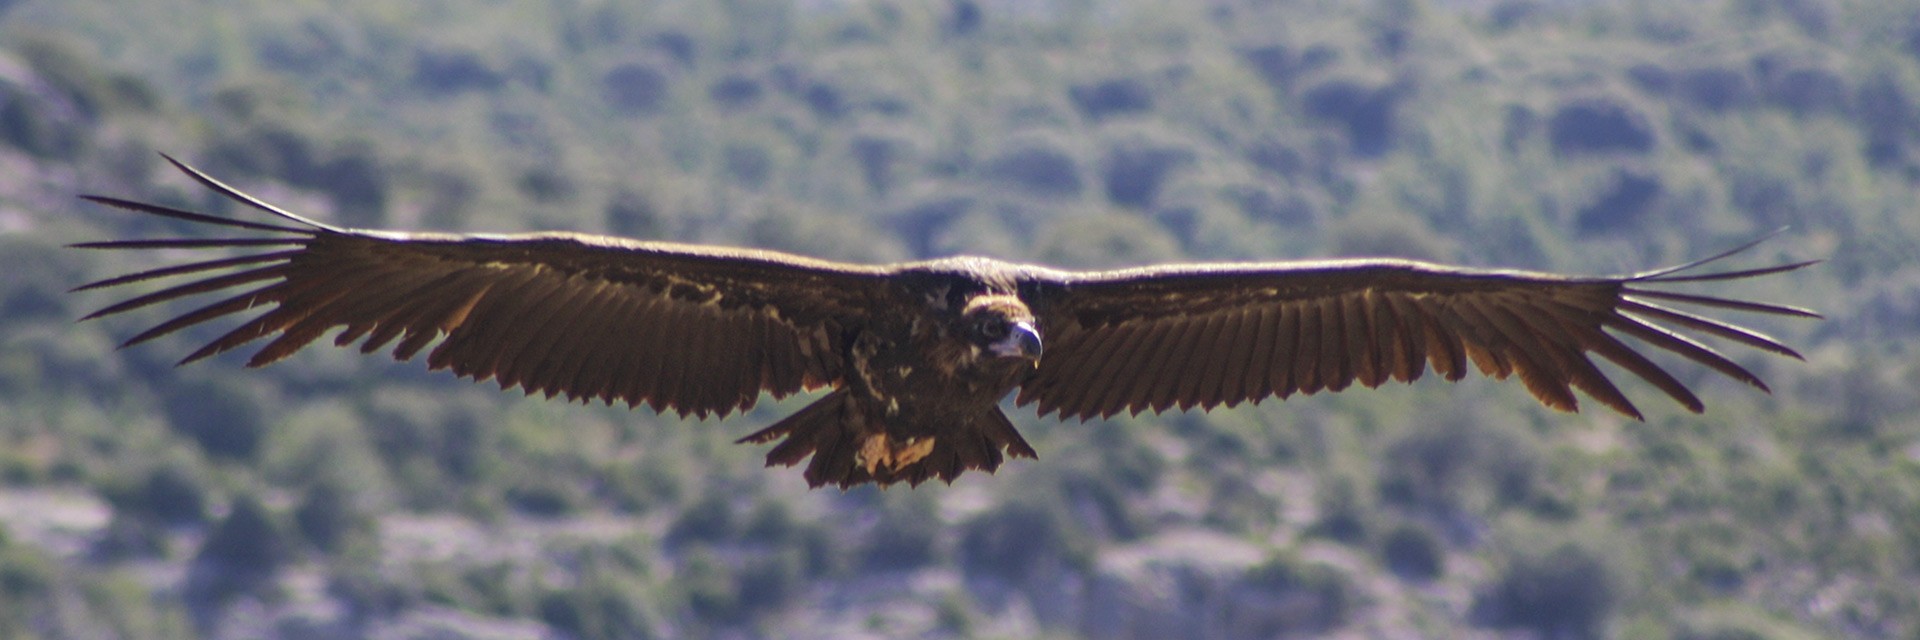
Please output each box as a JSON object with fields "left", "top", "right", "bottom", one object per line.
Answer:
{"left": 0, "top": 0, "right": 1915, "bottom": 637}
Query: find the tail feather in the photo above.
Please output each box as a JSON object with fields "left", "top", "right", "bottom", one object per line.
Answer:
{"left": 980, "top": 407, "right": 1038, "bottom": 459}
{"left": 740, "top": 390, "right": 849, "bottom": 465}
{"left": 737, "top": 392, "right": 1037, "bottom": 488}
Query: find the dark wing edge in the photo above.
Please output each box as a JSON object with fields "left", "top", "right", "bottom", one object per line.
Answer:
{"left": 74, "top": 155, "right": 891, "bottom": 419}
{"left": 1016, "top": 245, "right": 1820, "bottom": 422}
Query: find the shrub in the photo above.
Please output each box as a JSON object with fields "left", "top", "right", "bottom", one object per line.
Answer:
{"left": 666, "top": 494, "right": 738, "bottom": 547}
{"left": 678, "top": 549, "right": 739, "bottom": 623}
{"left": 722, "top": 143, "right": 774, "bottom": 188}
{"left": 863, "top": 514, "right": 939, "bottom": 571}
{"left": 91, "top": 514, "right": 170, "bottom": 560}
{"left": 1857, "top": 70, "right": 1917, "bottom": 167}
{"left": 504, "top": 474, "right": 585, "bottom": 518}
{"left": 0, "top": 83, "right": 87, "bottom": 159}
{"left": 1100, "top": 140, "right": 1193, "bottom": 208}
{"left": 0, "top": 238, "right": 79, "bottom": 323}
{"left": 1380, "top": 523, "right": 1445, "bottom": 580}
{"left": 360, "top": 387, "right": 495, "bottom": 487}
{"left": 889, "top": 195, "right": 973, "bottom": 257}
{"left": 200, "top": 495, "right": 289, "bottom": 570}
{"left": 1676, "top": 66, "right": 1755, "bottom": 111}
{"left": 651, "top": 30, "right": 697, "bottom": 67}
{"left": 801, "top": 82, "right": 845, "bottom": 119}
{"left": 517, "top": 165, "right": 575, "bottom": 203}
{"left": 1061, "top": 471, "right": 1148, "bottom": 541}
{"left": 208, "top": 122, "right": 317, "bottom": 178}
{"left": 1068, "top": 78, "right": 1154, "bottom": 121}
{"left": 1308, "top": 475, "right": 1370, "bottom": 543}
{"left": 946, "top": 0, "right": 982, "bottom": 36}
{"left": 161, "top": 377, "right": 269, "bottom": 461}
{"left": 314, "top": 146, "right": 390, "bottom": 227}
{"left": 958, "top": 499, "right": 1085, "bottom": 582}
{"left": 737, "top": 550, "right": 803, "bottom": 613}
{"left": 602, "top": 62, "right": 670, "bottom": 116}
{"left": 420, "top": 165, "right": 480, "bottom": 229}
{"left": 983, "top": 141, "right": 1082, "bottom": 198}
{"left": 742, "top": 501, "right": 797, "bottom": 545}
{"left": 1301, "top": 77, "right": 1401, "bottom": 156}
{"left": 1574, "top": 168, "right": 1664, "bottom": 236}
{"left": 294, "top": 475, "right": 375, "bottom": 554}
{"left": 116, "top": 458, "right": 210, "bottom": 526}
{"left": 1241, "top": 45, "right": 1302, "bottom": 91}
{"left": 190, "top": 494, "right": 291, "bottom": 600}
{"left": 0, "top": 543, "right": 55, "bottom": 600}
{"left": 1234, "top": 553, "right": 1355, "bottom": 634}
{"left": 1765, "top": 66, "right": 1848, "bottom": 115}
{"left": 1475, "top": 543, "right": 1617, "bottom": 639}
{"left": 412, "top": 46, "right": 505, "bottom": 96}
{"left": 1628, "top": 62, "right": 1672, "bottom": 94}
{"left": 1548, "top": 96, "right": 1657, "bottom": 156}
{"left": 538, "top": 576, "right": 661, "bottom": 640}
{"left": 604, "top": 189, "right": 661, "bottom": 237}
{"left": 708, "top": 75, "right": 763, "bottom": 110}
{"left": 850, "top": 133, "right": 907, "bottom": 195}
{"left": 0, "top": 540, "right": 59, "bottom": 637}
{"left": 1204, "top": 475, "right": 1280, "bottom": 531}
{"left": 1378, "top": 419, "right": 1484, "bottom": 510}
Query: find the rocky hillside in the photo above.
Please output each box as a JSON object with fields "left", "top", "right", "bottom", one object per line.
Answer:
{"left": 0, "top": 0, "right": 1915, "bottom": 638}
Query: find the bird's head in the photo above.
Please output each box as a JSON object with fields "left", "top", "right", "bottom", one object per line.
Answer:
{"left": 961, "top": 295, "right": 1042, "bottom": 363}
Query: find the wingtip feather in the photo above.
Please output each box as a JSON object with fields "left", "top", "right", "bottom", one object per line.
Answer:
{"left": 154, "top": 152, "right": 343, "bottom": 232}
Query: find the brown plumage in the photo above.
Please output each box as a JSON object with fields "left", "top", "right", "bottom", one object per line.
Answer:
{"left": 75, "top": 155, "right": 1821, "bottom": 488}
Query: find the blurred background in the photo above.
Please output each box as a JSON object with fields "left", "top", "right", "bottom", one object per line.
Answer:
{"left": 0, "top": 0, "right": 1914, "bottom": 638}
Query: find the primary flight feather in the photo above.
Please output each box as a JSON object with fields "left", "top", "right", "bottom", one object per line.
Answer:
{"left": 75, "top": 155, "right": 1820, "bottom": 488}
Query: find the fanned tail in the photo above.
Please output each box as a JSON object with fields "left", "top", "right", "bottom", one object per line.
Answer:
{"left": 738, "top": 392, "right": 1036, "bottom": 489}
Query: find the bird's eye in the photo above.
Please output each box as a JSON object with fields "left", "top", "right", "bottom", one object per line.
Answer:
{"left": 976, "top": 318, "right": 1007, "bottom": 339}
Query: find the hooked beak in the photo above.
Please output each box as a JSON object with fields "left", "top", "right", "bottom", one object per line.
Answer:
{"left": 989, "top": 321, "right": 1043, "bottom": 362}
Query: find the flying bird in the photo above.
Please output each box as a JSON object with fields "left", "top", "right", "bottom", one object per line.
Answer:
{"left": 75, "top": 156, "right": 1819, "bottom": 488}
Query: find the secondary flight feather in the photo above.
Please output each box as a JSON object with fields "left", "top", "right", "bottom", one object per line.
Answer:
{"left": 74, "top": 155, "right": 1821, "bottom": 488}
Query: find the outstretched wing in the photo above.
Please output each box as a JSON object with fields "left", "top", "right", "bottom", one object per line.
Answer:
{"left": 1017, "top": 246, "right": 1819, "bottom": 421}
{"left": 75, "top": 155, "right": 888, "bottom": 418}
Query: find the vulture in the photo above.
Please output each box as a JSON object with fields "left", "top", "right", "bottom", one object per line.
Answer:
{"left": 74, "top": 155, "right": 1820, "bottom": 488}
